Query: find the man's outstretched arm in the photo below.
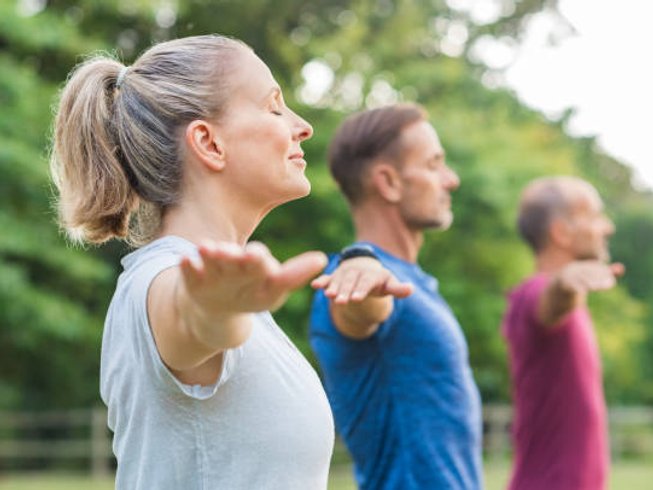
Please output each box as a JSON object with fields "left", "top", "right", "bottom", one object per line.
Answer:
{"left": 312, "top": 257, "right": 412, "bottom": 339}
{"left": 538, "top": 261, "right": 624, "bottom": 328}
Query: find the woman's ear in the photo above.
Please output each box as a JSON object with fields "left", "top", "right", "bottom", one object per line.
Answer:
{"left": 370, "top": 163, "right": 402, "bottom": 203}
{"left": 184, "top": 120, "right": 226, "bottom": 172}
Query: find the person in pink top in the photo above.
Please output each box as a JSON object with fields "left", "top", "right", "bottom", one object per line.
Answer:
{"left": 502, "top": 176, "right": 624, "bottom": 490}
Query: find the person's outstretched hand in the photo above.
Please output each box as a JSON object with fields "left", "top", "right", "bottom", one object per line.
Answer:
{"left": 180, "top": 240, "right": 328, "bottom": 315}
{"left": 149, "top": 240, "right": 326, "bottom": 379}
{"left": 539, "top": 260, "right": 625, "bottom": 327}
{"left": 556, "top": 260, "right": 625, "bottom": 295}
{"left": 311, "top": 257, "right": 413, "bottom": 304}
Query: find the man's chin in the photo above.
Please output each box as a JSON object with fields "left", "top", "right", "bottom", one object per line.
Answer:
{"left": 436, "top": 211, "right": 454, "bottom": 230}
{"left": 418, "top": 215, "right": 454, "bottom": 232}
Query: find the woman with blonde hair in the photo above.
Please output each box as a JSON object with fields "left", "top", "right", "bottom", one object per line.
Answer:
{"left": 50, "top": 35, "right": 334, "bottom": 489}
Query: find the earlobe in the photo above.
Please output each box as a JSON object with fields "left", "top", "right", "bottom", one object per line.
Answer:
{"left": 184, "top": 120, "right": 226, "bottom": 172}
{"left": 371, "top": 163, "right": 402, "bottom": 203}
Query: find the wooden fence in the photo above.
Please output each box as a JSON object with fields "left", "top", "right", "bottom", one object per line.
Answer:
{"left": 0, "top": 408, "right": 112, "bottom": 476}
{"left": 0, "top": 405, "right": 652, "bottom": 476}
{"left": 482, "top": 404, "right": 653, "bottom": 460}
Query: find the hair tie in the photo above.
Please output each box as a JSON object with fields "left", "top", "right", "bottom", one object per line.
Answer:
{"left": 116, "top": 66, "right": 130, "bottom": 89}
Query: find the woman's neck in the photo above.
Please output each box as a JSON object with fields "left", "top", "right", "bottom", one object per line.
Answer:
{"left": 160, "top": 192, "right": 261, "bottom": 246}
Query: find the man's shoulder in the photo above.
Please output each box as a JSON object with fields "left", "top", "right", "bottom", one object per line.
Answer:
{"left": 503, "top": 274, "right": 551, "bottom": 335}
{"left": 509, "top": 273, "right": 550, "bottom": 302}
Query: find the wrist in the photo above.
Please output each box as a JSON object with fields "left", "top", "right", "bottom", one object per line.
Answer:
{"left": 338, "top": 244, "right": 380, "bottom": 265}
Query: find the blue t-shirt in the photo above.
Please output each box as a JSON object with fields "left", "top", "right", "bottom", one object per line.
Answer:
{"left": 310, "top": 243, "right": 483, "bottom": 490}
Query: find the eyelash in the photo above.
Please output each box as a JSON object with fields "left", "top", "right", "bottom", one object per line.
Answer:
{"left": 271, "top": 110, "right": 283, "bottom": 116}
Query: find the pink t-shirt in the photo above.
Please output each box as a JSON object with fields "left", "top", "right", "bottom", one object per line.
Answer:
{"left": 502, "top": 274, "right": 609, "bottom": 490}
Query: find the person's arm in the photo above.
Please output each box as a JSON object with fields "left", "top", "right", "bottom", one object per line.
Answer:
{"left": 537, "top": 260, "right": 624, "bottom": 328}
{"left": 311, "top": 257, "right": 413, "bottom": 339}
{"left": 148, "top": 240, "right": 327, "bottom": 385}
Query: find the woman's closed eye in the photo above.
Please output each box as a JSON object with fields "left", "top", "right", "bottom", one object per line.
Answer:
{"left": 269, "top": 101, "right": 283, "bottom": 115}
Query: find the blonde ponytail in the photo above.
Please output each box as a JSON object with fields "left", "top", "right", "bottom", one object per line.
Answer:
{"left": 51, "top": 57, "right": 137, "bottom": 243}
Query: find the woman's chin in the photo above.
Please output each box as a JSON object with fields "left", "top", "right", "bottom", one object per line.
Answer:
{"left": 272, "top": 179, "right": 311, "bottom": 208}
{"left": 289, "top": 177, "right": 311, "bottom": 199}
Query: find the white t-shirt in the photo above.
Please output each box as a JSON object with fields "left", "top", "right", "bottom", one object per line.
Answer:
{"left": 100, "top": 236, "right": 334, "bottom": 489}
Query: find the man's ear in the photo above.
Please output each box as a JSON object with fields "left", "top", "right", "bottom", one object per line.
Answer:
{"left": 369, "top": 163, "right": 402, "bottom": 203}
{"left": 184, "top": 120, "right": 226, "bottom": 172}
{"left": 549, "top": 216, "right": 573, "bottom": 249}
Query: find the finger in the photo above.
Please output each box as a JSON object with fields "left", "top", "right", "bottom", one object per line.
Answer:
{"left": 311, "top": 274, "right": 332, "bottom": 289}
{"left": 610, "top": 262, "right": 625, "bottom": 277}
{"left": 382, "top": 276, "right": 414, "bottom": 298}
{"left": 593, "top": 274, "right": 616, "bottom": 290}
{"left": 324, "top": 266, "right": 360, "bottom": 299}
{"left": 199, "top": 239, "right": 242, "bottom": 257}
{"left": 333, "top": 270, "right": 364, "bottom": 304}
{"left": 179, "top": 256, "right": 203, "bottom": 289}
{"left": 244, "top": 241, "right": 271, "bottom": 257}
{"left": 350, "top": 272, "right": 388, "bottom": 301}
{"left": 596, "top": 275, "right": 616, "bottom": 290}
{"left": 198, "top": 240, "right": 244, "bottom": 275}
{"left": 273, "top": 251, "right": 328, "bottom": 291}
{"left": 324, "top": 269, "right": 353, "bottom": 298}
{"left": 581, "top": 273, "right": 616, "bottom": 291}
{"left": 243, "top": 241, "right": 279, "bottom": 276}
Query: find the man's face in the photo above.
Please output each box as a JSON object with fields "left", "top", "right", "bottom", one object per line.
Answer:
{"left": 395, "top": 121, "right": 460, "bottom": 231}
{"left": 565, "top": 186, "right": 615, "bottom": 262}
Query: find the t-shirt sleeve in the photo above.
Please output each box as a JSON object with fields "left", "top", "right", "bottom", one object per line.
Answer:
{"left": 371, "top": 295, "right": 404, "bottom": 341}
{"left": 126, "top": 254, "right": 241, "bottom": 400}
{"left": 518, "top": 276, "right": 575, "bottom": 334}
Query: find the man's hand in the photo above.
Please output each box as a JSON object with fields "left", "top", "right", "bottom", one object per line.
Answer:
{"left": 538, "top": 260, "right": 625, "bottom": 327}
{"left": 311, "top": 257, "right": 412, "bottom": 339}
{"left": 311, "top": 257, "right": 412, "bottom": 304}
{"left": 556, "top": 261, "right": 625, "bottom": 296}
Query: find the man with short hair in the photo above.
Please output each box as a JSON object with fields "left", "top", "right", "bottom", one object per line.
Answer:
{"left": 309, "top": 104, "right": 483, "bottom": 489}
{"left": 502, "top": 176, "right": 623, "bottom": 490}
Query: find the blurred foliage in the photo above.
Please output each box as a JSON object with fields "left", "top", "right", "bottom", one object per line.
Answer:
{"left": 1, "top": 0, "right": 652, "bottom": 410}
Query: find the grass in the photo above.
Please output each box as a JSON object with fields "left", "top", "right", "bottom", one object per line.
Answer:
{"left": 484, "top": 460, "right": 653, "bottom": 490}
{"left": 1, "top": 461, "right": 652, "bottom": 489}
